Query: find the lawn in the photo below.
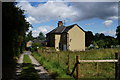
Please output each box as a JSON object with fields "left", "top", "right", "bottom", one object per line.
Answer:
{"left": 19, "top": 54, "right": 39, "bottom": 80}
{"left": 32, "top": 48, "right": 120, "bottom": 79}
{"left": 23, "top": 55, "right": 31, "bottom": 63}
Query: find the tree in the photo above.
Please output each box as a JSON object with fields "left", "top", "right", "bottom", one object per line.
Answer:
{"left": 96, "top": 40, "right": 105, "bottom": 48}
{"left": 99, "top": 33, "right": 105, "bottom": 39}
{"left": 37, "top": 32, "right": 45, "bottom": 40}
{"left": 3, "top": 2, "right": 31, "bottom": 79}
{"left": 85, "top": 31, "right": 94, "bottom": 47}
{"left": 93, "top": 33, "right": 117, "bottom": 48}
{"left": 25, "top": 31, "right": 34, "bottom": 41}
{"left": 116, "top": 25, "right": 120, "bottom": 45}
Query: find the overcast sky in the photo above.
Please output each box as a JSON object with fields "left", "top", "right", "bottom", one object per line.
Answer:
{"left": 16, "top": 1, "right": 119, "bottom": 37}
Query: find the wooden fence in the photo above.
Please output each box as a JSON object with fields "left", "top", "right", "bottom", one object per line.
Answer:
{"left": 67, "top": 53, "right": 120, "bottom": 79}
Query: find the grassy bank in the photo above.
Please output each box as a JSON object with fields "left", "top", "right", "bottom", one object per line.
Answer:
{"left": 32, "top": 52, "right": 73, "bottom": 79}
{"left": 19, "top": 54, "right": 39, "bottom": 80}
{"left": 32, "top": 48, "right": 120, "bottom": 79}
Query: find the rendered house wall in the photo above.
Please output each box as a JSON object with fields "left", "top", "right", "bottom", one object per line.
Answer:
{"left": 68, "top": 25, "right": 85, "bottom": 51}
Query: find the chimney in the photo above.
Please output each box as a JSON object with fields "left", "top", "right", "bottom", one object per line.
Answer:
{"left": 58, "top": 21, "right": 63, "bottom": 27}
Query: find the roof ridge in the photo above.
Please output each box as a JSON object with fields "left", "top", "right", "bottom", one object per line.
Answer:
{"left": 65, "top": 24, "right": 76, "bottom": 27}
{"left": 61, "top": 27, "right": 66, "bottom": 33}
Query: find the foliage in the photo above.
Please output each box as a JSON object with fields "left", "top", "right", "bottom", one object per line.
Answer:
{"left": 86, "top": 32, "right": 118, "bottom": 48}
{"left": 3, "top": 2, "right": 31, "bottom": 63}
{"left": 95, "top": 34, "right": 118, "bottom": 48}
{"left": 116, "top": 25, "right": 120, "bottom": 45}
{"left": 2, "top": 2, "right": 31, "bottom": 79}
{"left": 96, "top": 40, "right": 105, "bottom": 48}
{"left": 85, "top": 31, "right": 94, "bottom": 47}
{"left": 33, "top": 48, "right": 120, "bottom": 79}
{"left": 25, "top": 31, "right": 34, "bottom": 42}
{"left": 92, "top": 41, "right": 99, "bottom": 49}
{"left": 37, "top": 32, "right": 46, "bottom": 40}
{"left": 85, "top": 31, "right": 118, "bottom": 48}
{"left": 31, "top": 42, "right": 42, "bottom": 52}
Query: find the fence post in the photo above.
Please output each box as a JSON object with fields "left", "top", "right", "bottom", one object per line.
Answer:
{"left": 67, "top": 54, "right": 70, "bottom": 74}
{"left": 115, "top": 53, "right": 120, "bottom": 79}
{"left": 115, "top": 53, "right": 118, "bottom": 79}
{"left": 118, "top": 53, "right": 120, "bottom": 79}
{"left": 76, "top": 55, "right": 80, "bottom": 79}
{"left": 57, "top": 53, "right": 59, "bottom": 63}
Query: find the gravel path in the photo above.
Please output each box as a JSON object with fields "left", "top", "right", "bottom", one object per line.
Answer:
{"left": 15, "top": 53, "right": 24, "bottom": 79}
{"left": 29, "top": 54, "right": 51, "bottom": 79}
{"left": 17, "top": 53, "right": 24, "bottom": 64}
{"left": 15, "top": 51, "right": 51, "bottom": 79}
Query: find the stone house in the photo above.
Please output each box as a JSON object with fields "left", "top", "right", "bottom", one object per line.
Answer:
{"left": 46, "top": 21, "right": 85, "bottom": 51}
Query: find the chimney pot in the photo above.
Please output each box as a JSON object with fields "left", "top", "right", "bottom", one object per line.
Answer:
{"left": 58, "top": 21, "right": 63, "bottom": 27}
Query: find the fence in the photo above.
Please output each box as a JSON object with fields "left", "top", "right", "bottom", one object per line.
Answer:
{"left": 68, "top": 53, "right": 120, "bottom": 79}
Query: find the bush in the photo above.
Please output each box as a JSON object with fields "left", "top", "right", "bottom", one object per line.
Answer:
{"left": 31, "top": 42, "right": 42, "bottom": 52}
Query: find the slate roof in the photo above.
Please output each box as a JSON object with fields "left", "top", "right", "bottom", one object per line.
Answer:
{"left": 47, "top": 26, "right": 66, "bottom": 34}
{"left": 46, "top": 24, "right": 85, "bottom": 34}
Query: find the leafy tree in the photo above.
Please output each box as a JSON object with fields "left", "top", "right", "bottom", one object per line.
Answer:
{"left": 116, "top": 25, "right": 120, "bottom": 45}
{"left": 3, "top": 2, "right": 31, "bottom": 79}
{"left": 96, "top": 40, "right": 105, "bottom": 48}
{"left": 85, "top": 31, "right": 94, "bottom": 47}
{"left": 99, "top": 33, "right": 105, "bottom": 39}
{"left": 25, "top": 31, "right": 34, "bottom": 42}
{"left": 93, "top": 33, "right": 117, "bottom": 48}
{"left": 94, "top": 33, "right": 100, "bottom": 41}
{"left": 93, "top": 41, "right": 99, "bottom": 48}
{"left": 37, "top": 32, "right": 45, "bottom": 40}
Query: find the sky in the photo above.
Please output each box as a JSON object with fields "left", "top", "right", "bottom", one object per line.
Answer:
{"left": 16, "top": 1, "right": 120, "bottom": 37}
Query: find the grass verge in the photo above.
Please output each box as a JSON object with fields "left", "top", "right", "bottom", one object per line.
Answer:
{"left": 32, "top": 48, "right": 120, "bottom": 79}
{"left": 32, "top": 52, "right": 73, "bottom": 79}
{"left": 23, "top": 55, "right": 31, "bottom": 63}
{"left": 19, "top": 54, "right": 39, "bottom": 80}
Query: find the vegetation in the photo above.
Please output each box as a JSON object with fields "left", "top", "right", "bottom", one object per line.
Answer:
{"left": 37, "top": 32, "right": 46, "bottom": 40}
{"left": 85, "top": 31, "right": 118, "bottom": 49}
{"left": 2, "top": 2, "right": 120, "bottom": 79}
{"left": 23, "top": 55, "right": 31, "bottom": 63}
{"left": 32, "top": 51, "right": 73, "bottom": 78}
{"left": 31, "top": 42, "right": 42, "bottom": 52}
{"left": 85, "top": 31, "right": 94, "bottom": 47}
{"left": 31, "top": 32, "right": 46, "bottom": 52}
{"left": 2, "top": 2, "right": 31, "bottom": 79}
{"left": 19, "top": 55, "right": 39, "bottom": 80}
{"left": 33, "top": 48, "right": 120, "bottom": 79}
{"left": 116, "top": 25, "right": 120, "bottom": 45}
{"left": 25, "top": 31, "right": 34, "bottom": 42}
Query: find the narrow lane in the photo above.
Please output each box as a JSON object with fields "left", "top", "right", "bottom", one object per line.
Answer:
{"left": 15, "top": 53, "right": 24, "bottom": 79}
{"left": 29, "top": 54, "right": 51, "bottom": 79}
{"left": 15, "top": 51, "right": 51, "bottom": 79}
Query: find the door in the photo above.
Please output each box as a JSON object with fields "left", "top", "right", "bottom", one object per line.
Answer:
{"left": 63, "top": 44, "right": 67, "bottom": 51}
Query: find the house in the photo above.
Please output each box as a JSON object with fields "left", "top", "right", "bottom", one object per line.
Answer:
{"left": 46, "top": 21, "right": 85, "bottom": 51}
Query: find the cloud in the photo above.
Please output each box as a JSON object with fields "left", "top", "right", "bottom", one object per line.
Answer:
{"left": 85, "top": 23, "right": 95, "bottom": 26}
{"left": 107, "top": 16, "right": 120, "bottom": 20}
{"left": 103, "top": 20, "right": 113, "bottom": 27}
{"left": 99, "top": 30, "right": 116, "bottom": 37}
{"left": 28, "top": 26, "right": 32, "bottom": 30}
{"left": 70, "top": 2, "right": 118, "bottom": 21}
{"left": 25, "top": 16, "right": 39, "bottom": 24}
{"left": 16, "top": 1, "right": 77, "bottom": 23}
{"left": 16, "top": 2, "right": 118, "bottom": 23}
{"left": 32, "top": 25, "right": 54, "bottom": 37}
